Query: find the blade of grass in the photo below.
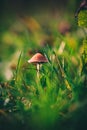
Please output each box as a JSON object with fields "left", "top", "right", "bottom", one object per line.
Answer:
{"left": 15, "top": 51, "right": 22, "bottom": 83}
{"left": 54, "top": 51, "right": 72, "bottom": 91}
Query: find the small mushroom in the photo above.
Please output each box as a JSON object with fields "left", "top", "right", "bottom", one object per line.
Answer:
{"left": 28, "top": 53, "right": 48, "bottom": 77}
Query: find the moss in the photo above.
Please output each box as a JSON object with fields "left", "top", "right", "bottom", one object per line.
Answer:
{"left": 78, "top": 10, "right": 87, "bottom": 28}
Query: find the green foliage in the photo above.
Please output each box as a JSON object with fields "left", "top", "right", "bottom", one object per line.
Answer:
{"left": 78, "top": 10, "right": 87, "bottom": 28}
{"left": 76, "top": 9, "right": 87, "bottom": 103}
{"left": 82, "top": 37, "right": 87, "bottom": 74}
{"left": 77, "top": 9, "right": 87, "bottom": 78}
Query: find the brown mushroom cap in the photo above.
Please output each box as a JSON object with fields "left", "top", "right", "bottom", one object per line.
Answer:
{"left": 28, "top": 53, "right": 48, "bottom": 64}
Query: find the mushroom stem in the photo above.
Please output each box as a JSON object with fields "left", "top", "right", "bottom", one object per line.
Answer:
{"left": 36, "top": 63, "right": 40, "bottom": 78}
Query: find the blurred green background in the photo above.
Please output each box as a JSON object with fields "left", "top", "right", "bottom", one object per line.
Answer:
{"left": 0, "top": 0, "right": 80, "bottom": 81}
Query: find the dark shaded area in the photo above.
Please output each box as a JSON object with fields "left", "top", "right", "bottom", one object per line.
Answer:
{"left": 0, "top": 0, "right": 79, "bottom": 33}
{"left": 0, "top": 0, "right": 79, "bottom": 16}
{"left": 75, "top": 0, "right": 87, "bottom": 17}
{"left": 0, "top": 101, "right": 87, "bottom": 130}
{"left": 54, "top": 102, "right": 87, "bottom": 130}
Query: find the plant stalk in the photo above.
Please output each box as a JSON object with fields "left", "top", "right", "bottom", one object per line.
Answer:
{"left": 37, "top": 63, "right": 40, "bottom": 78}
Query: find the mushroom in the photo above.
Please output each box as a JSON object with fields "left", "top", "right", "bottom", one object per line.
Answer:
{"left": 28, "top": 53, "right": 48, "bottom": 77}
